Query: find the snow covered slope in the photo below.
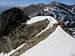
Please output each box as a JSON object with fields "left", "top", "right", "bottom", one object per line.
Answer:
{"left": 20, "top": 26, "right": 75, "bottom": 56}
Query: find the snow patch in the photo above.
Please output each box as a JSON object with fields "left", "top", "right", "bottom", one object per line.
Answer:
{"left": 26, "top": 16, "right": 57, "bottom": 24}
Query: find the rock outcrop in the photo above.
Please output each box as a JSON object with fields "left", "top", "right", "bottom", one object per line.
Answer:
{"left": 0, "top": 7, "right": 30, "bottom": 37}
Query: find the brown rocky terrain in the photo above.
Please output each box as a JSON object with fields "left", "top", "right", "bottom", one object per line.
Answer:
{"left": 0, "top": 19, "right": 50, "bottom": 53}
{"left": 10, "top": 20, "right": 58, "bottom": 56}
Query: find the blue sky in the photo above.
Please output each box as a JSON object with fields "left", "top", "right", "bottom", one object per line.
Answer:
{"left": 0, "top": 0, "right": 75, "bottom": 6}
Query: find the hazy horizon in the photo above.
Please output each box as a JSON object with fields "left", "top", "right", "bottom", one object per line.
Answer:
{"left": 0, "top": 0, "right": 75, "bottom": 7}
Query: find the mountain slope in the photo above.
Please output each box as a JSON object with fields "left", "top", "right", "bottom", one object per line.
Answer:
{"left": 21, "top": 1, "right": 75, "bottom": 17}
{"left": 20, "top": 26, "right": 75, "bottom": 56}
{"left": 0, "top": 16, "right": 58, "bottom": 56}
{"left": 0, "top": 2, "right": 75, "bottom": 56}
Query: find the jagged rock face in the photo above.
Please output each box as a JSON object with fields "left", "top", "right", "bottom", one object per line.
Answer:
{"left": 0, "top": 7, "right": 30, "bottom": 37}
